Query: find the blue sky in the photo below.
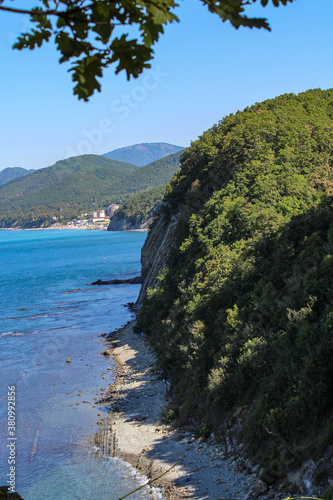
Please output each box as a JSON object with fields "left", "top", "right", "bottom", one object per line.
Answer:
{"left": 0, "top": 0, "right": 333, "bottom": 171}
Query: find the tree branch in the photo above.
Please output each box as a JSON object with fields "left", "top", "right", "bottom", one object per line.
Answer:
{"left": 0, "top": 3, "right": 90, "bottom": 16}
{"left": 0, "top": 4, "right": 130, "bottom": 26}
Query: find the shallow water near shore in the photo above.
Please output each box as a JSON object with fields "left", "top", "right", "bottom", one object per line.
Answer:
{"left": 0, "top": 229, "right": 163, "bottom": 499}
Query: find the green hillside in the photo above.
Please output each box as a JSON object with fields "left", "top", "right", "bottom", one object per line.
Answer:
{"left": 0, "top": 155, "right": 138, "bottom": 227}
{"left": 103, "top": 142, "right": 184, "bottom": 166}
{"left": 0, "top": 150, "right": 182, "bottom": 228}
{"left": 136, "top": 89, "right": 333, "bottom": 477}
{"left": 107, "top": 150, "right": 183, "bottom": 202}
{"left": 108, "top": 184, "right": 166, "bottom": 230}
{"left": 0, "top": 167, "right": 35, "bottom": 186}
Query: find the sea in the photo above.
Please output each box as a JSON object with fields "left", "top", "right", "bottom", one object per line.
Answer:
{"left": 0, "top": 228, "right": 163, "bottom": 500}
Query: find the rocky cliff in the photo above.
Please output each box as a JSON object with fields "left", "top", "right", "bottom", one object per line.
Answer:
{"left": 134, "top": 90, "right": 333, "bottom": 498}
{"left": 107, "top": 214, "right": 152, "bottom": 231}
{"left": 135, "top": 211, "right": 181, "bottom": 307}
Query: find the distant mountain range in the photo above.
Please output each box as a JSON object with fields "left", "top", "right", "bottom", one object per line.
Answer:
{"left": 107, "top": 150, "right": 183, "bottom": 199}
{"left": 0, "top": 144, "right": 184, "bottom": 228}
{"left": 103, "top": 142, "right": 184, "bottom": 166}
{"left": 0, "top": 167, "right": 35, "bottom": 186}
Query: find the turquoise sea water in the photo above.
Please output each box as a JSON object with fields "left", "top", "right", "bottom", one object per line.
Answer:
{"left": 0, "top": 229, "right": 163, "bottom": 499}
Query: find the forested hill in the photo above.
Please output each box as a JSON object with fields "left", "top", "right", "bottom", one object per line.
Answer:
{"left": 0, "top": 151, "right": 183, "bottom": 228}
{"left": 0, "top": 167, "right": 35, "bottom": 186}
{"left": 103, "top": 142, "right": 184, "bottom": 166}
{"left": 136, "top": 88, "right": 333, "bottom": 491}
{"left": 0, "top": 155, "right": 138, "bottom": 226}
{"left": 107, "top": 151, "right": 185, "bottom": 230}
{"left": 108, "top": 185, "right": 166, "bottom": 231}
{"left": 107, "top": 150, "right": 183, "bottom": 201}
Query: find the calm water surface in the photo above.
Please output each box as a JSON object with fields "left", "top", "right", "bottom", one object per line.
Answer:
{"left": 0, "top": 229, "right": 163, "bottom": 499}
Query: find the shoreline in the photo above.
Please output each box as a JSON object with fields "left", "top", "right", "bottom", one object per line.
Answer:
{"left": 0, "top": 226, "right": 148, "bottom": 232}
{"left": 100, "top": 323, "right": 258, "bottom": 500}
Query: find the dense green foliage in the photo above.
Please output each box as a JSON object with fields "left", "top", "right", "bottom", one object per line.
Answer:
{"left": 108, "top": 184, "right": 165, "bottom": 229}
{"left": 0, "top": 155, "right": 138, "bottom": 227}
{"left": 104, "top": 143, "right": 184, "bottom": 167}
{"left": 136, "top": 89, "right": 333, "bottom": 463}
{"left": 1, "top": 0, "right": 293, "bottom": 99}
{"left": 0, "top": 167, "right": 35, "bottom": 186}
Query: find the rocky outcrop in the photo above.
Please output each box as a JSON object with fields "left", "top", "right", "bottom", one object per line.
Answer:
{"left": 136, "top": 211, "right": 181, "bottom": 307}
{"left": 0, "top": 487, "right": 23, "bottom": 499}
{"left": 89, "top": 276, "right": 142, "bottom": 286}
{"left": 107, "top": 214, "right": 152, "bottom": 231}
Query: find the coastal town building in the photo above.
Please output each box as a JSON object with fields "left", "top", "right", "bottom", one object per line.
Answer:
{"left": 88, "top": 208, "right": 109, "bottom": 223}
{"left": 88, "top": 216, "right": 110, "bottom": 223}
{"left": 62, "top": 205, "right": 118, "bottom": 228}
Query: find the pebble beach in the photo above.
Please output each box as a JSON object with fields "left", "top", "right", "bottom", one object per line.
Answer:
{"left": 101, "top": 323, "right": 255, "bottom": 500}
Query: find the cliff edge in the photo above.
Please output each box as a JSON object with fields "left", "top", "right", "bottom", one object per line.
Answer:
{"left": 108, "top": 213, "right": 152, "bottom": 231}
{"left": 134, "top": 89, "right": 333, "bottom": 498}
{"left": 136, "top": 211, "right": 181, "bottom": 307}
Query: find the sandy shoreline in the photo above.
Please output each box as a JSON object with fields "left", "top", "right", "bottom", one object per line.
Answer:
{"left": 99, "top": 323, "right": 259, "bottom": 500}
